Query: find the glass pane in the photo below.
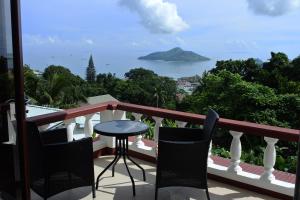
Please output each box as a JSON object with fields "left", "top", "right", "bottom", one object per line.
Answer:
{"left": 0, "top": 0, "right": 17, "bottom": 199}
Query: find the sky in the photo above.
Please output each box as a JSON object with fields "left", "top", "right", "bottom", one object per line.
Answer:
{"left": 21, "top": 0, "right": 300, "bottom": 75}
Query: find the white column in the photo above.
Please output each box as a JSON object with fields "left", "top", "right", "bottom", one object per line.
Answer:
{"left": 64, "top": 119, "right": 75, "bottom": 142}
{"left": 113, "top": 110, "right": 126, "bottom": 120}
{"left": 227, "top": 131, "right": 243, "bottom": 174}
{"left": 152, "top": 117, "right": 163, "bottom": 155}
{"left": 100, "top": 110, "right": 115, "bottom": 148}
{"left": 175, "top": 121, "right": 187, "bottom": 128}
{"left": 132, "top": 113, "right": 145, "bottom": 148}
{"left": 260, "top": 137, "right": 278, "bottom": 182}
{"left": 84, "top": 114, "right": 94, "bottom": 137}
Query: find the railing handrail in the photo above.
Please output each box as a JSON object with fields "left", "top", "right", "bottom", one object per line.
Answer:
{"left": 26, "top": 101, "right": 300, "bottom": 141}
{"left": 26, "top": 101, "right": 117, "bottom": 125}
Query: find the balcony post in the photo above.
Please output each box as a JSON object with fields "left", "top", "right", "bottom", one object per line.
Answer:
{"left": 260, "top": 137, "right": 278, "bottom": 182}
{"left": 84, "top": 114, "right": 94, "bottom": 137}
{"left": 132, "top": 113, "right": 145, "bottom": 148}
{"left": 64, "top": 119, "right": 75, "bottom": 142}
{"left": 100, "top": 110, "right": 115, "bottom": 148}
{"left": 152, "top": 116, "right": 163, "bottom": 155}
{"left": 227, "top": 131, "right": 243, "bottom": 174}
{"left": 113, "top": 110, "right": 126, "bottom": 120}
{"left": 175, "top": 121, "right": 187, "bottom": 128}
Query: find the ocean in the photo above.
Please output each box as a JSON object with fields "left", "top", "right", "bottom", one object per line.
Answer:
{"left": 25, "top": 51, "right": 217, "bottom": 79}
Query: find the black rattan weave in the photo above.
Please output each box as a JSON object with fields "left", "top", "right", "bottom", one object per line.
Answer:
{"left": 27, "top": 122, "right": 96, "bottom": 200}
{"left": 155, "top": 109, "right": 219, "bottom": 200}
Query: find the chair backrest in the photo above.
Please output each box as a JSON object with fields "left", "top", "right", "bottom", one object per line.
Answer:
{"left": 26, "top": 122, "right": 44, "bottom": 183}
{"left": 203, "top": 108, "right": 220, "bottom": 140}
{"left": 156, "top": 109, "right": 219, "bottom": 190}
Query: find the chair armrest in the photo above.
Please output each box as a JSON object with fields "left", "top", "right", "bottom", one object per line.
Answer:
{"left": 41, "top": 128, "right": 68, "bottom": 144}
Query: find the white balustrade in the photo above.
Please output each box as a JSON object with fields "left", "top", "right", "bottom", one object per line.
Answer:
{"left": 260, "top": 137, "right": 279, "bottom": 182}
{"left": 208, "top": 141, "right": 213, "bottom": 165}
{"left": 175, "top": 120, "right": 187, "bottom": 128}
{"left": 100, "top": 110, "right": 114, "bottom": 148}
{"left": 113, "top": 110, "right": 126, "bottom": 120}
{"left": 84, "top": 114, "right": 94, "bottom": 137}
{"left": 152, "top": 117, "right": 163, "bottom": 155}
{"left": 227, "top": 131, "right": 243, "bottom": 174}
{"left": 152, "top": 117, "right": 163, "bottom": 143}
{"left": 64, "top": 119, "right": 75, "bottom": 142}
{"left": 132, "top": 113, "right": 145, "bottom": 148}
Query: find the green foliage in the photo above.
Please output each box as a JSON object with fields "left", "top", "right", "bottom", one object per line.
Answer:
{"left": 211, "top": 58, "right": 261, "bottom": 82}
{"left": 123, "top": 68, "right": 176, "bottom": 108}
{"left": 179, "top": 52, "right": 300, "bottom": 172}
{"left": 138, "top": 47, "right": 209, "bottom": 62}
{"left": 212, "top": 146, "right": 230, "bottom": 158}
{"left": 142, "top": 119, "right": 155, "bottom": 140}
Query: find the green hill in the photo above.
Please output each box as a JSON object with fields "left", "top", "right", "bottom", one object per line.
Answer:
{"left": 138, "top": 47, "right": 210, "bottom": 62}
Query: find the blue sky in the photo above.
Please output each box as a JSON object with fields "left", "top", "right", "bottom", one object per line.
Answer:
{"left": 21, "top": 0, "right": 300, "bottom": 74}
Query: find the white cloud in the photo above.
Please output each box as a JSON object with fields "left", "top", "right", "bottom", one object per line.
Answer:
{"left": 247, "top": 0, "right": 300, "bottom": 16}
{"left": 48, "top": 36, "right": 56, "bottom": 44}
{"left": 23, "top": 34, "right": 61, "bottom": 45}
{"left": 84, "top": 39, "right": 94, "bottom": 45}
{"left": 119, "top": 0, "right": 189, "bottom": 34}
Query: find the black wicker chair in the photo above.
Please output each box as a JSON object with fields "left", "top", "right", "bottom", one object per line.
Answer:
{"left": 27, "top": 121, "right": 96, "bottom": 200}
{"left": 155, "top": 109, "right": 219, "bottom": 200}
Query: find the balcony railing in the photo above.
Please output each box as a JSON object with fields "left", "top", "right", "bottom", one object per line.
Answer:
{"left": 26, "top": 100, "right": 300, "bottom": 199}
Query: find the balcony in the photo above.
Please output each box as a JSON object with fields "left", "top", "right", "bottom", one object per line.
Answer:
{"left": 27, "top": 100, "right": 299, "bottom": 200}
{"left": 31, "top": 156, "right": 278, "bottom": 200}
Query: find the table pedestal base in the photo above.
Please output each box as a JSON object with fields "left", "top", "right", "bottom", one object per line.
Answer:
{"left": 96, "top": 137, "right": 146, "bottom": 196}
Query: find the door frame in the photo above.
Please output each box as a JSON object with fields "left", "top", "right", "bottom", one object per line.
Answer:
{"left": 10, "top": 0, "right": 30, "bottom": 199}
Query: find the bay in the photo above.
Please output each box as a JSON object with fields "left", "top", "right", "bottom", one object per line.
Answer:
{"left": 25, "top": 50, "right": 216, "bottom": 79}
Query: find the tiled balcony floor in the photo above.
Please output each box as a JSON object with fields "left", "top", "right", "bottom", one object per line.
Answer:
{"left": 32, "top": 156, "right": 279, "bottom": 200}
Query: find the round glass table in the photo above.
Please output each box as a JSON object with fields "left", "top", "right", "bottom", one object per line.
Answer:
{"left": 94, "top": 120, "right": 149, "bottom": 196}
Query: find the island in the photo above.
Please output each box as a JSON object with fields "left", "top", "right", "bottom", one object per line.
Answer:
{"left": 138, "top": 47, "right": 210, "bottom": 62}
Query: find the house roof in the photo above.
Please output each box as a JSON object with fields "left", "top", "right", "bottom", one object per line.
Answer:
{"left": 87, "top": 94, "right": 118, "bottom": 105}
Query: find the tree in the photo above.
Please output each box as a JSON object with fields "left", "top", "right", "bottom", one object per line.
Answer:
{"left": 258, "top": 52, "right": 290, "bottom": 90}
{"left": 124, "top": 68, "right": 176, "bottom": 108}
{"left": 210, "top": 58, "right": 261, "bottom": 82}
{"left": 86, "top": 55, "right": 96, "bottom": 83}
{"left": 179, "top": 70, "right": 300, "bottom": 128}
{"left": 24, "top": 65, "right": 40, "bottom": 101}
{"left": 43, "top": 65, "right": 72, "bottom": 79}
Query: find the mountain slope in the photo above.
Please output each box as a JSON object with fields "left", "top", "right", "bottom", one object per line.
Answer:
{"left": 138, "top": 47, "right": 210, "bottom": 62}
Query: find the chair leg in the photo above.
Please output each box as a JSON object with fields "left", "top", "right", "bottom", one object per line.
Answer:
{"left": 155, "top": 187, "right": 158, "bottom": 200}
{"left": 92, "top": 184, "right": 96, "bottom": 198}
{"left": 205, "top": 188, "right": 210, "bottom": 200}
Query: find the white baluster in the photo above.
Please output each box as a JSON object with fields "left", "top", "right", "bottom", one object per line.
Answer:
{"left": 227, "top": 131, "right": 243, "bottom": 174}
{"left": 100, "top": 110, "right": 114, "bottom": 122}
{"left": 64, "top": 119, "right": 75, "bottom": 142}
{"left": 132, "top": 113, "right": 145, "bottom": 148}
{"left": 175, "top": 121, "right": 187, "bottom": 128}
{"left": 100, "top": 110, "right": 115, "bottom": 148}
{"left": 152, "top": 117, "right": 163, "bottom": 155}
{"left": 84, "top": 114, "right": 94, "bottom": 137}
{"left": 260, "top": 137, "right": 278, "bottom": 182}
{"left": 207, "top": 141, "right": 213, "bottom": 165}
{"left": 113, "top": 110, "right": 126, "bottom": 120}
